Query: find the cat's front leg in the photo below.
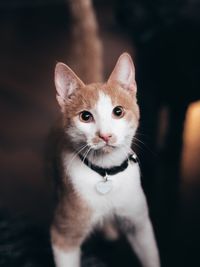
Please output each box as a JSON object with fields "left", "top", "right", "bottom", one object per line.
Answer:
{"left": 52, "top": 245, "right": 80, "bottom": 267}
{"left": 51, "top": 226, "right": 82, "bottom": 267}
{"left": 118, "top": 213, "right": 160, "bottom": 267}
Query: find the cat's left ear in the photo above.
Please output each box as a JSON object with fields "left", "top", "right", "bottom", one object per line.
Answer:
{"left": 55, "top": 62, "right": 85, "bottom": 111}
{"left": 108, "top": 53, "right": 137, "bottom": 93}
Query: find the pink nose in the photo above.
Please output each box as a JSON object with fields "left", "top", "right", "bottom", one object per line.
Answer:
{"left": 99, "top": 133, "right": 112, "bottom": 142}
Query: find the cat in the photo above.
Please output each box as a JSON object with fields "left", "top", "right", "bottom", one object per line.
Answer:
{"left": 50, "top": 52, "right": 160, "bottom": 267}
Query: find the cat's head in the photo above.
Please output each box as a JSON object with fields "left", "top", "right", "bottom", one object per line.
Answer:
{"left": 55, "top": 53, "right": 139, "bottom": 157}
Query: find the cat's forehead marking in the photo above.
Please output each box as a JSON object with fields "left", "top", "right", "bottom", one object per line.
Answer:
{"left": 77, "top": 83, "right": 101, "bottom": 108}
{"left": 77, "top": 82, "right": 133, "bottom": 109}
{"left": 64, "top": 82, "right": 139, "bottom": 122}
{"left": 87, "top": 83, "right": 135, "bottom": 112}
{"left": 95, "top": 91, "right": 113, "bottom": 110}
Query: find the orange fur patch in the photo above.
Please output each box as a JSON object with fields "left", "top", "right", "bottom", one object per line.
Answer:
{"left": 51, "top": 179, "right": 92, "bottom": 250}
{"left": 63, "top": 81, "right": 139, "bottom": 127}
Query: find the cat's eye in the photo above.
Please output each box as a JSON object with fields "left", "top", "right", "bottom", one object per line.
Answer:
{"left": 112, "top": 106, "right": 125, "bottom": 118}
{"left": 79, "top": 111, "right": 93, "bottom": 122}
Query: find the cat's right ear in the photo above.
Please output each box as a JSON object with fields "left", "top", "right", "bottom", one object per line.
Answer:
{"left": 55, "top": 63, "right": 85, "bottom": 111}
{"left": 108, "top": 53, "right": 136, "bottom": 94}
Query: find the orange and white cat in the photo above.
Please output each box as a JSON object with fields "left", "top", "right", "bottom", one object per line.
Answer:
{"left": 51, "top": 53, "right": 160, "bottom": 267}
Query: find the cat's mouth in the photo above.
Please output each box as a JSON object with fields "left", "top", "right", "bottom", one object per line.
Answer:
{"left": 91, "top": 143, "right": 116, "bottom": 153}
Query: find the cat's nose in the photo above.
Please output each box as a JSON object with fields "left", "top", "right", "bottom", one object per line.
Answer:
{"left": 98, "top": 133, "right": 112, "bottom": 142}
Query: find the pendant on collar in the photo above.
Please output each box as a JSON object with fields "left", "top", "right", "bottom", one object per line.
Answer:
{"left": 79, "top": 153, "right": 138, "bottom": 195}
{"left": 96, "top": 173, "right": 113, "bottom": 195}
{"left": 95, "top": 154, "right": 138, "bottom": 195}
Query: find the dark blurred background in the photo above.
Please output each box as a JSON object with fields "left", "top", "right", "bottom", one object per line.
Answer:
{"left": 0, "top": 0, "right": 200, "bottom": 266}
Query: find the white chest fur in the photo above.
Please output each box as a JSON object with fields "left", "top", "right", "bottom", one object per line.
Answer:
{"left": 62, "top": 151, "right": 144, "bottom": 226}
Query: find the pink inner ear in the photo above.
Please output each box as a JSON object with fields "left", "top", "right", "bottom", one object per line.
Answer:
{"left": 108, "top": 53, "right": 136, "bottom": 92}
{"left": 55, "top": 63, "right": 85, "bottom": 107}
{"left": 117, "top": 56, "right": 132, "bottom": 81}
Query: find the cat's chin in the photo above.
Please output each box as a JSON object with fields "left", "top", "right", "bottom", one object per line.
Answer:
{"left": 101, "top": 145, "right": 115, "bottom": 154}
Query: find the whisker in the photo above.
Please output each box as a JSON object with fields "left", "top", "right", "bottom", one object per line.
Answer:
{"left": 80, "top": 146, "right": 93, "bottom": 168}
{"left": 135, "top": 132, "right": 149, "bottom": 137}
{"left": 132, "top": 141, "right": 144, "bottom": 153}
{"left": 133, "top": 137, "right": 157, "bottom": 156}
{"left": 67, "top": 144, "right": 88, "bottom": 171}
{"left": 133, "top": 136, "right": 146, "bottom": 145}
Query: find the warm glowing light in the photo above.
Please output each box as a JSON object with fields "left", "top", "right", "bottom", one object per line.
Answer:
{"left": 182, "top": 101, "right": 200, "bottom": 184}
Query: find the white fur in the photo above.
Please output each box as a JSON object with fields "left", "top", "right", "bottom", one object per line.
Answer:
{"left": 52, "top": 92, "right": 160, "bottom": 267}
{"left": 57, "top": 149, "right": 160, "bottom": 267}
{"left": 52, "top": 245, "right": 80, "bottom": 267}
{"left": 64, "top": 150, "right": 142, "bottom": 224}
{"left": 68, "top": 92, "right": 136, "bottom": 168}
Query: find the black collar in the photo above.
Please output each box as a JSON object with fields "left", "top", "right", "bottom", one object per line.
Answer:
{"left": 79, "top": 153, "right": 138, "bottom": 177}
